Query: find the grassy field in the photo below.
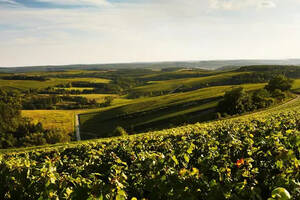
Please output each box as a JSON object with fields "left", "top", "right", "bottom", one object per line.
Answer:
{"left": 0, "top": 77, "right": 110, "bottom": 90}
{"left": 79, "top": 83, "right": 265, "bottom": 138}
{"left": 22, "top": 110, "right": 76, "bottom": 134}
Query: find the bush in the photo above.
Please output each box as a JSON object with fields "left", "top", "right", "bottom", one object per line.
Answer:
{"left": 111, "top": 126, "right": 128, "bottom": 137}
{"left": 45, "top": 130, "right": 71, "bottom": 144}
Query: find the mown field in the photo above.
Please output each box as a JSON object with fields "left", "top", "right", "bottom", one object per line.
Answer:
{"left": 22, "top": 110, "right": 76, "bottom": 134}
{"left": 1, "top": 96, "right": 299, "bottom": 199}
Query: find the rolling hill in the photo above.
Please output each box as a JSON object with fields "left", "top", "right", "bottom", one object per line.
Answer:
{"left": 2, "top": 59, "right": 300, "bottom": 73}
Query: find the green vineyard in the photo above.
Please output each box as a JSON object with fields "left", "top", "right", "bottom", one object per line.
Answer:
{"left": 1, "top": 98, "right": 299, "bottom": 200}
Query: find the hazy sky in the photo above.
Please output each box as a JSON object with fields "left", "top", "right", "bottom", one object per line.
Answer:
{"left": 0, "top": 0, "right": 300, "bottom": 67}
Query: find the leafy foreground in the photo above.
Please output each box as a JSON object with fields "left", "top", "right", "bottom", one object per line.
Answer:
{"left": 1, "top": 100, "right": 300, "bottom": 200}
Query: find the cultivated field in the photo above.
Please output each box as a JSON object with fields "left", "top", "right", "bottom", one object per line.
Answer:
{"left": 2, "top": 94, "right": 299, "bottom": 199}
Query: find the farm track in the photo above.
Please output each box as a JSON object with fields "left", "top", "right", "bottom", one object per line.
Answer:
{"left": 75, "top": 114, "right": 81, "bottom": 141}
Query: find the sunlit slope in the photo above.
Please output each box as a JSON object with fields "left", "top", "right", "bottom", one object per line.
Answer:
{"left": 22, "top": 110, "right": 76, "bottom": 134}
{"left": 79, "top": 83, "right": 265, "bottom": 138}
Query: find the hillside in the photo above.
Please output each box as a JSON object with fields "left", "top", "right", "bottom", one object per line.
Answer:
{"left": 2, "top": 59, "right": 300, "bottom": 73}
{"left": 79, "top": 83, "right": 265, "bottom": 139}
{"left": 1, "top": 94, "right": 299, "bottom": 199}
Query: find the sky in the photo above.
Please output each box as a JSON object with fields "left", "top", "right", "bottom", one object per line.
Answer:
{"left": 0, "top": 0, "right": 300, "bottom": 67}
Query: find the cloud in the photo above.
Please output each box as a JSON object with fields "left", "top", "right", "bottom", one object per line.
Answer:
{"left": 0, "top": 0, "right": 20, "bottom": 6}
{"left": 259, "top": 0, "right": 277, "bottom": 8}
{"left": 209, "top": 0, "right": 276, "bottom": 10}
{"left": 0, "top": 0, "right": 17, "bottom": 3}
{"left": 0, "top": 0, "right": 299, "bottom": 67}
{"left": 35, "top": 0, "right": 111, "bottom": 6}
{"left": 0, "top": 0, "right": 111, "bottom": 9}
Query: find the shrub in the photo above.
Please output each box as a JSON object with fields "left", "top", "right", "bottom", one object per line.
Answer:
{"left": 112, "top": 126, "right": 128, "bottom": 137}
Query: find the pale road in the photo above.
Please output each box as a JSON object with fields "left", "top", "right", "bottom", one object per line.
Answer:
{"left": 75, "top": 114, "right": 81, "bottom": 141}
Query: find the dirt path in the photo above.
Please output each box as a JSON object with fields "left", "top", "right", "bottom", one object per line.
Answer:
{"left": 75, "top": 114, "right": 81, "bottom": 141}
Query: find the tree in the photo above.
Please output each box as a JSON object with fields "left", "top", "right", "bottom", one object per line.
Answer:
{"left": 252, "top": 89, "right": 274, "bottom": 109}
{"left": 265, "top": 74, "right": 293, "bottom": 92}
{"left": 217, "top": 87, "right": 253, "bottom": 115}
{"left": 0, "top": 89, "right": 22, "bottom": 133}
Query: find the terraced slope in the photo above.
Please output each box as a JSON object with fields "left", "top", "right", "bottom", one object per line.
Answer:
{"left": 79, "top": 83, "right": 265, "bottom": 138}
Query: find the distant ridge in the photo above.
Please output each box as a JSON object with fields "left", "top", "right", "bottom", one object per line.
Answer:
{"left": 1, "top": 59, "right": 300, "bottom": 73}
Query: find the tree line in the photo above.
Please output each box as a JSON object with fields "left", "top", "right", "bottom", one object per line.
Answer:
{"left": 217, "top": 75, "right": 294, "bottom": 116}
{"left": 22, "top": 95, "right": 114, "bottom": 110}
{"left": 1, "top": 75, "right": 49, "bottom": 81}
